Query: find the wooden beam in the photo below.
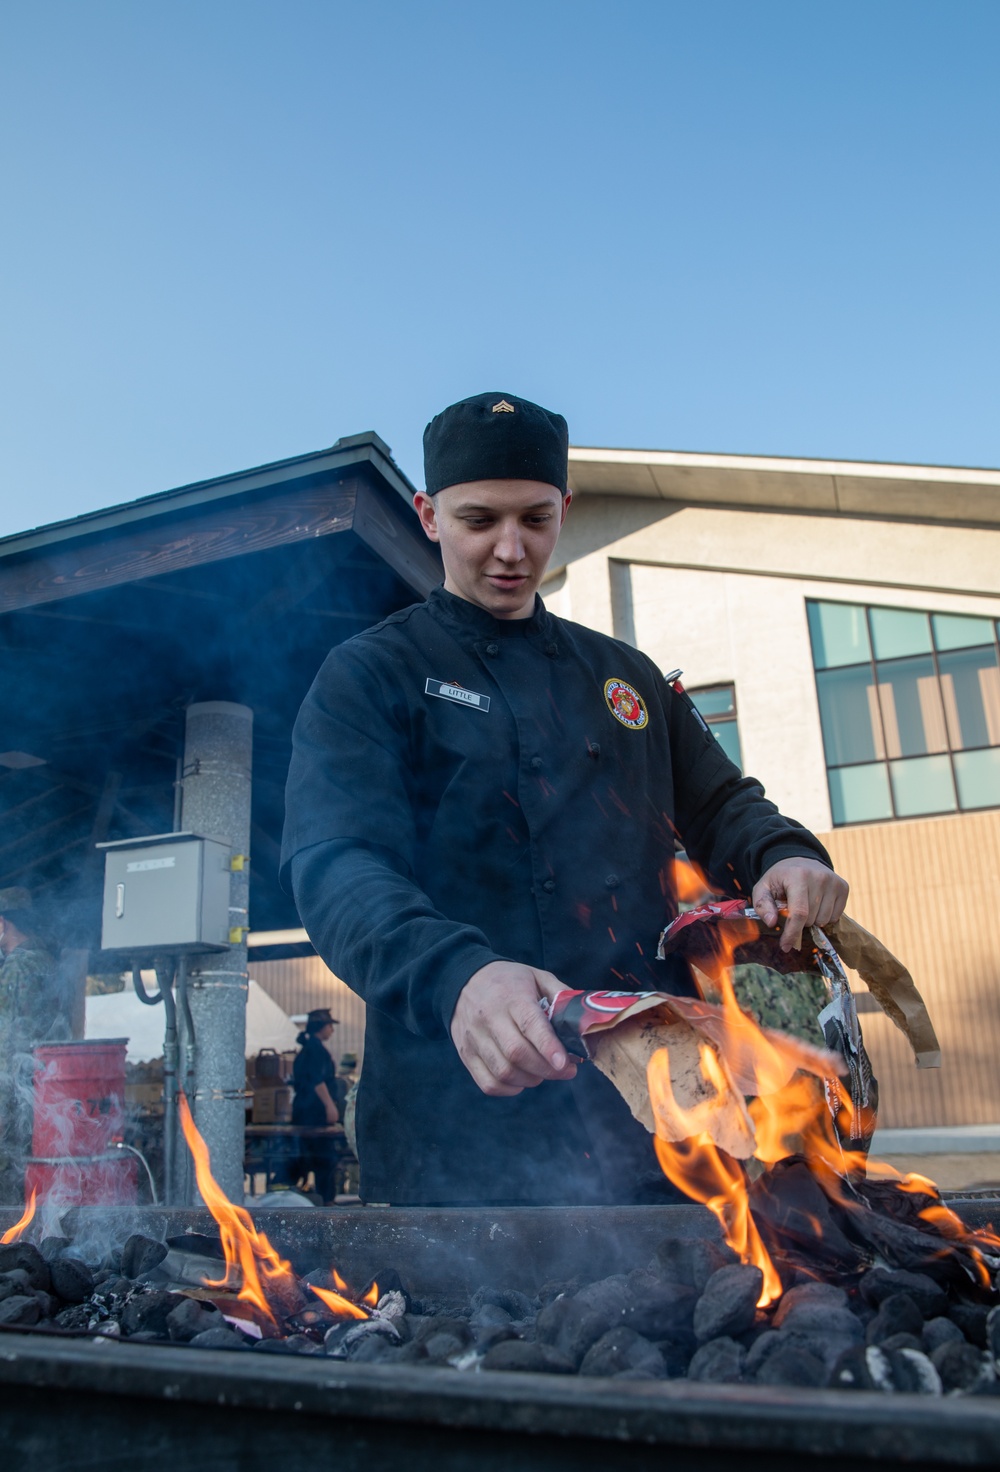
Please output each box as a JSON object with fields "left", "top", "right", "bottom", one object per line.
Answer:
{"left": 352, "top": 479, "right": 441, "bottom": 597}
{"left": 0, "top": 480, "right": 357, "bottom": 614}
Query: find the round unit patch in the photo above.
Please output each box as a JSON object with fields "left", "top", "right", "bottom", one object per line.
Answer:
{"left": 604, "top": 678, "right": 648, "bottom": 729}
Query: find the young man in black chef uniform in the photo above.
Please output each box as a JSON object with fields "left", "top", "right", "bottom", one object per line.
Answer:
{"left": 281, "top": 393, "right": 849, "bottom": 1206}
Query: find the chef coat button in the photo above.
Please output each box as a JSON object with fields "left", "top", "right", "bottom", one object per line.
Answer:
{"left": 542, "top": 877, "right": 556, "bottom": 893}
{"left": 587, "top": 741, "right": 601, "bottom": 759}
{"left": 545, "top": 642, "right": 558, "bottom": 657}
{"left": 529, "top": 756, "right": 543, "bottom": 771}
{"left": 605, "top": 873, "right": 620, "bottom": 890}
{"left": 486, "top": 642, "right": 499, "bottom": 657}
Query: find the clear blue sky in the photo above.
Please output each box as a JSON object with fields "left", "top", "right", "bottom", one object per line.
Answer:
{"left": 2, "top": 1, "right": 998, "bottom": 535}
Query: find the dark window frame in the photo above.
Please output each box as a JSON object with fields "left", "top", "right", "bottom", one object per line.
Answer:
{"left": 807, "top": 599, "right": 1000, "bottom": 826}
{"left": 689, "top": 682, "right": 743, "bottom": 771}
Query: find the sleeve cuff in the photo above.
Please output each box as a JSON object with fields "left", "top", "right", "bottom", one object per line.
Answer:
{"left": 431, "top": 943, "right": 507, "bottom": 1036}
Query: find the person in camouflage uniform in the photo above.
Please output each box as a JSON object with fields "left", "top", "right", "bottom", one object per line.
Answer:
{"left": 0, "top": 888, "right": 58, "bottom": 1203}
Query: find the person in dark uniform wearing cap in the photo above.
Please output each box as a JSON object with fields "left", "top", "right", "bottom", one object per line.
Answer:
{"left": 281, "top": 392, "right": 849, "bottom": 1207}
{"left": 290, "top": 1008, "right": 342, "bottom": 1204}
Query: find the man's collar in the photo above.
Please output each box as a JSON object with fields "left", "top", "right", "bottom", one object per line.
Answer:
{"left": 427, "top": 585, "right": 554, "bottom": 639}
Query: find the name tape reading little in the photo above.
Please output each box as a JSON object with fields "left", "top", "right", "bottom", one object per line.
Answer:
{"left": 425, "top": 678, "right": 491, "bottom": 713}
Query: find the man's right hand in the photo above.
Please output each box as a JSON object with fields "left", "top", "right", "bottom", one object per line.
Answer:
{"left": 449, "top": 961, "right": 578, "bottom": 1097}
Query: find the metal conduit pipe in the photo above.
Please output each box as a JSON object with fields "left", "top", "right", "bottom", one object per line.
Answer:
{"left": 132, "top": 960, "right": 178, "bottom": 1206}
{"left": 179, "top": 701, "right": 253, "bottom": 1204}
{"left": 173, "top": 954, "right": 196, "bottom": 1205}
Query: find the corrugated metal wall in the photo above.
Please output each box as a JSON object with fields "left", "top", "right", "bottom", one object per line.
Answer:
{"left": 821, "top": 809, "right": 1000, "bottom": 1128}
{"left": 249, "top": 955, "right": 366, "bottom": 1070}
{"left": 251, "top": 809, "right": 1000, "bottom": 1128}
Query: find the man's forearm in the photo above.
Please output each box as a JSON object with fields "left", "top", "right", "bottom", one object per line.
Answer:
{"left": 290, "top": 839, "right": 500, "bottom": 1040}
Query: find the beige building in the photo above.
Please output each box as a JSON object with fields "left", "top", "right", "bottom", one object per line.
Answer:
{"left": 550, "top": 445, "right": 1000, "bottom": 1133}
{"left": 255, "top": 443, "right": 1000, "bottom": 1138}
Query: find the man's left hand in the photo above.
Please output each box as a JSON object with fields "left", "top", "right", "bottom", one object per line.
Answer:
{"left": 751, "top": 857, "right": 849, "bottom": 953}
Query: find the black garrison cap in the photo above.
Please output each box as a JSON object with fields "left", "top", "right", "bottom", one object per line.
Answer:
{"left": 423, "top": 392, "right": 569, "bottom": 495}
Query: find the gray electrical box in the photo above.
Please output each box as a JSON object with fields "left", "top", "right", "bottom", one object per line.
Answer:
{"left": 98, "top": 832, "right": 232, "bottom": 955}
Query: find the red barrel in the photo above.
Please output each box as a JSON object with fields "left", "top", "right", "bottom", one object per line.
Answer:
{"left": 25, "top": 1040, "right": 137, "bottom": 1206}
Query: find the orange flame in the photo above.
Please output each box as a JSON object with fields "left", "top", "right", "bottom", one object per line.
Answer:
{"left": 673, "top": 856, "right": 719, "bottom": 906}
{"left": 178, "top": 1093, "right": 303, "bottom": 1324}
{"left": 177, "top": 1092, "right": 373, "bottom": 1324}
{"left": 649, "top": 1044, "right": 783, "bottom": 1306}
{"left": 308, "top": 1271, "right": 378, "bottom": 1319}
{"left": 1, "top": 1188, "right": 37, "bottom": 1245}
{"left": 652, "top": 914, "right": 1000, "bottom": 1295}
{"left": 310, "top": 1283, "right": 370, "bottom": 1320}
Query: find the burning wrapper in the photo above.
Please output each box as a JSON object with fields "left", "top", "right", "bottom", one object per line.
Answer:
{"left": 547, "top": 902, "right": 939, "bottom": 1169}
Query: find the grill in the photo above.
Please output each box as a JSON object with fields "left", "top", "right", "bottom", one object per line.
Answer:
{"left": 2, "top": 1202, "right": 1000, "bottom": 1471}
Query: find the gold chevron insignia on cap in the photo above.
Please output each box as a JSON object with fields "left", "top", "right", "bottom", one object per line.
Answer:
{"left": 491, "top": 399, "right": 515, "bottom": 413}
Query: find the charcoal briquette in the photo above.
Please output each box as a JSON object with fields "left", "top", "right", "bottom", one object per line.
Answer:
{"left": 350, "top": 1333, "right": 404, "bottom": 1363}
{"left": 887, "top": 1347, "right": 942, "bottom": 1395}
{"left": 828, "top": 1345, "right": 874, "bottom": 1391}
{"left": 418, "top": 1330, "right": 467, "bottom": 1364}
{"left": 687, "top": 1335, "right": 746, "bottom": 1384}
{"left": 534, "top": 1296, "right": 610, "bottom": 1367}
{"left": 745, "top": 1329, "right": 782, "bottom": 1375}
{"left": 536, "top": 1279, "right": 580, "bottom": 1305}
{"left": 0, "top": 1270, "right": 31, "bottom": 1298}
{"left": 469, "top": 1302, "right": 514, "bottom": 1329}
{"left": 574, "top": 1275, "right": 630, "bottom": 1323}
{"left": 49, "top": 1258, "right": 95, "bottom": 1304}
{"left": 166, "top": 1296, "right": 223, "bottom": 1342}
{"left": 409, "top": 1315, "right": 472, "bottom": 1346}
{"left": 39, "top": 1237, "right": 70, "bottom": 1263}
{"left": 253, "top": 1335, "right": 320, "bottom": 1355}
{"left": 470, "top": 1286, "right": 535, "bottom": 1320}
{"left": 120, "top": 1234, "right": 168, "bottom": 1280}
{"left": 859, "top": 1267, "right": 948, "bottom": 1319}
{"left": 578, "top": 1326, "right": 666, "bottom": 1379}
{"left": 775, "top": 1302, "right": 863, "bottom": 1343}
{"left": 473, "top": 1322, "right": 519, "bottom": 1353}
{"left": 866, "top": 1293, "right": 924, "bottom": 1345}
{"left": 32, "top": 1290, "right": 56, "bottom": 1319}
{"left": 651, "top": 1330, "right": 696, "bottom": 1378}
{"left": 865, "top": 1345, "right": 896, "bottom": 1393}
{"left": 693, "top": 1264, "right": 762, "bottom": 1343}
{"left": 0, "top": 1243, "right": 49, "bottom": 1292}
{"left": 949, "top": 1301, "right": 989, "bottom": 1348}
{"left": 622, "top": 1281, "right": 697, "bottom": 1339}
{"left": 923, "top": 1316, "right": 966, "bottom": 1354}
{"left": 0, "top": 1294, "right": 41, "bottom": 1327}
{"left": 755, "top": 1344, "right": 826, "bottom": 1388}
{"left": 771, "top": 1281, "right": 848, "bottom": 1326}
{"left": 988, "top": 1304, "right": 1000, "bottom": 1364}
{"left": 653, "top": 1236, "right": 736, "bottom": 1293}
{"left": 55, "top": 1304, "right": 93, "bottom": 1329}
{"left": 931, "top": 1339, "right": 989, "bottom": 1393}
{"left": 188, "top": 1324, "right": 250, "bottom": 1351}
{"left": 792, "top": 1328, "right": 860, "bottom": 1371}
{"left": 482, "top": 1339, "right": 576, "bottom": 1374}
{"left": 98, "top": 1276, "right": 135, "bottom": 1299}
{"left": 879, "top": 1332, "right": 924, "bottom": 1355}
{"left": 121, "top": 1289, "right": 185, "bottom": 1337}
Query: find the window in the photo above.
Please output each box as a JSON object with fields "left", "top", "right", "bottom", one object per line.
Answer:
{"left": 690, "top": 684, "right": 743, "bottom": 770}
{"left": 807, "top": 600, "right": 1000, "bottom": 825}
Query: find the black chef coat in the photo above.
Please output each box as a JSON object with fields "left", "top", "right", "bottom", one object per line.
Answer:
{"left": 281, "top": 587, "right": 831, "bottom": 1205}
{"left": 291, "top": 1034, "right": 337, "bottom": 1129}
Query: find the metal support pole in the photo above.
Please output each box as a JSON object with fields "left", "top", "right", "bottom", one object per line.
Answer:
{"left": 179, "top": 701, "right": 252, "bottom": 1204}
